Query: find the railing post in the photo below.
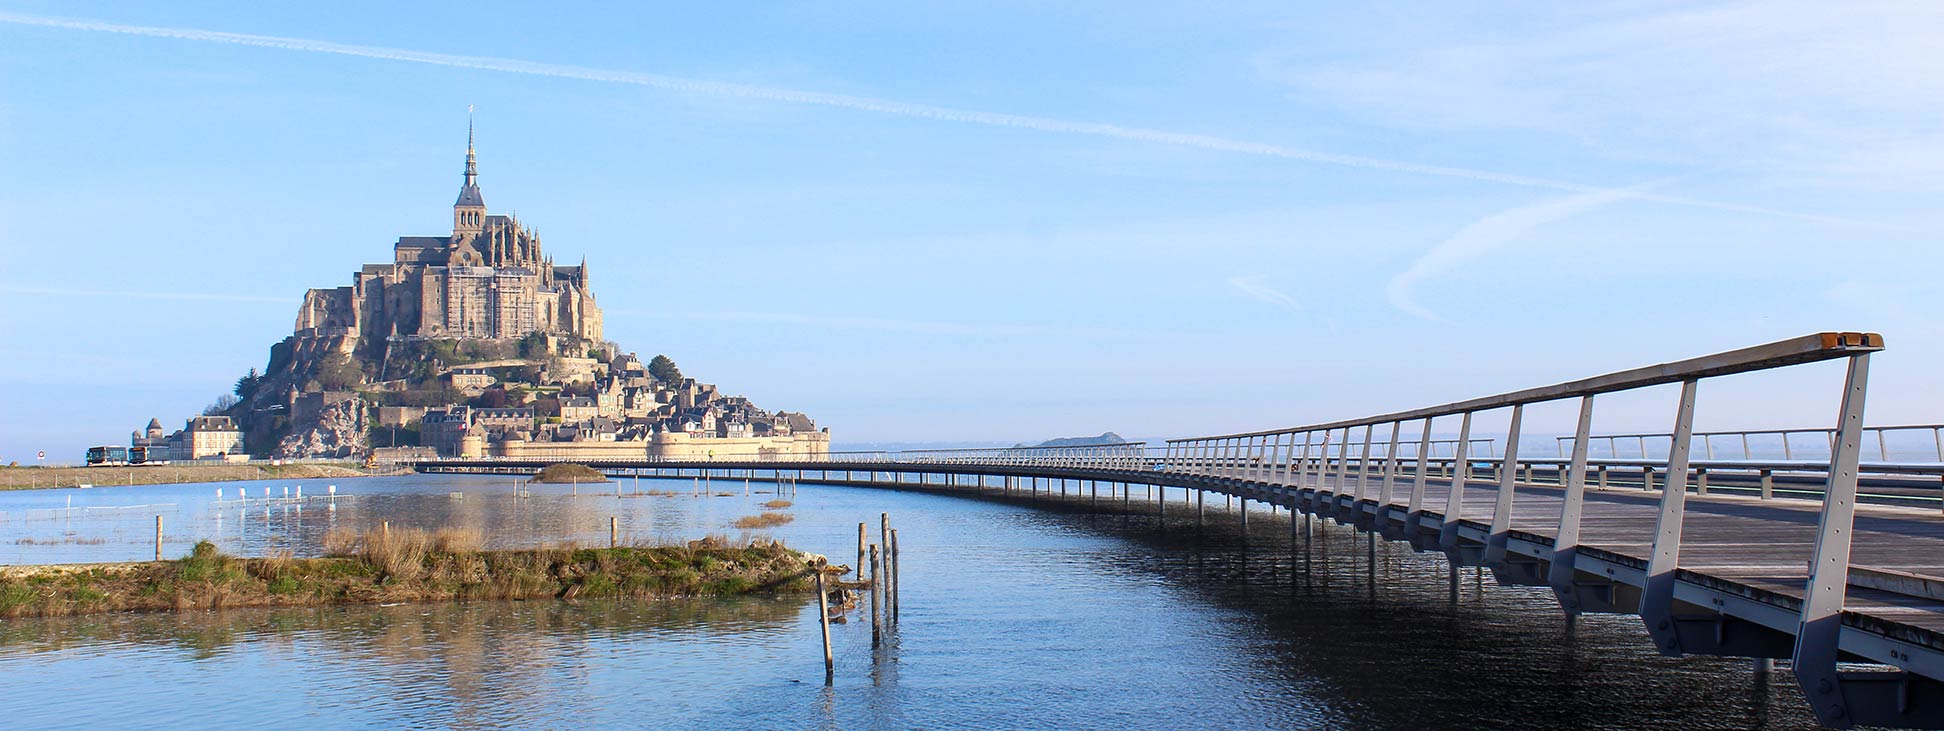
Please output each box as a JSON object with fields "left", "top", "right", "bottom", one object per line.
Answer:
{"left": 1296, "top": 432, "right": 1314, "bottom": 488}
{"left": 1252, "top": 435, "right": 1266, "bottom": 482}
{"left": 1284, "top": 432, "right": 1301, "bottom": 485}
{"left": 1405, "top": 418, "right": 1434, "bottom": 528}
{"left": 1792, "top": 352, "right": 1873, "bottom": 728}
{"left": 1548, "top": 395, "right": 1596, "bottom": 615}
{"left": 1377, "top": 421, "right": 1402, "bottom": 520}
{"left": 1437, "top": 411, "right": 1474, "bottom": 552}
{"left": 1271, "top": 432, "right": 1287, "bottom": 484}
{"left": 1332, "top": 427, "right": 1352, "bottom": 515}
{"left": 1642, "top": 378, "right": 1700, "bottom": 656}
{"left": 1354, "top": 424, "right": 1375, "bottom": 508}
{"left": 1485, "top": 404, "right": 1524, "bottom": 566}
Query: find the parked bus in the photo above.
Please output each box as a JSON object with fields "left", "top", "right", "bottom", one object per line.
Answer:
{"left": 84, "top": 446, "right": 129, "bottom": 466}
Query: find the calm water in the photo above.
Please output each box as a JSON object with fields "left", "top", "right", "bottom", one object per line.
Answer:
{"left": 0, "top": 475, "right": 1823, "bottom": 730}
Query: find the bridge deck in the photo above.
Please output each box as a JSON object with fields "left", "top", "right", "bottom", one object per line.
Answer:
{"left": 1331, "top": 472, "right": 1944, "bottom": 639}
{"left": 418, "top": 459, "right": 1944, "bottom": 675}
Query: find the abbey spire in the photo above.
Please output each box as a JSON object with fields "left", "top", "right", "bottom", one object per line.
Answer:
{"left": 453, "top": 109, "right": 486, "bottom": 238}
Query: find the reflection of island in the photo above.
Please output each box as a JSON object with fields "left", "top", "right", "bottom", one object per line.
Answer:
{"left": 0, "top": 596, "right": 814, "bottom": 718}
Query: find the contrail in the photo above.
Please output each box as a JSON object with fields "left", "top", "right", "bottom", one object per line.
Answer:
{"left": 1227, "top": 275, "right": 1299, "bottom": 310}
{"left": 0, "top": 286, "right": 295, "bottom": 303}
{"left": 614, "top": 309, "right": 1150, "bottom": 339}
{"left": 0, "top": 10, "right": 1870, "bottom": 227}
{"left": 1388, "top": 186, "right": 1643, "bottom": 321}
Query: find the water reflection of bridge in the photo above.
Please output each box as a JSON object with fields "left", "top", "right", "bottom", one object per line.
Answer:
{"left": 422, "top": 332, "right": 1944, "bottom": 729}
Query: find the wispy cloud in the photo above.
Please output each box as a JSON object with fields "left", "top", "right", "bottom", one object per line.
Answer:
{"left": 1387, "top": 185, "right": 1645, "bottom": 321}
{"left": 1227, "top": 275, "right": 1298, "bottom": 310}
{"left": 1265, "top": 2, "right": 1944, "bottom": 187}
{"left": 613, "top": 310, "right": 1150, "bottom": 339}
{"left": 0, "top": 286, "right": 294, "bottom": 303}
{"left": 0, "top": 10, "right": 1865, "bottom": 226}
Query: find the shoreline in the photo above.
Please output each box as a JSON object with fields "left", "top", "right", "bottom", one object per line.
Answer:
{"left": 0, "top": 531, "right": 825, "bottom": 619}
{"left": 0, "top": 463, "right": 401, "bottom": 492}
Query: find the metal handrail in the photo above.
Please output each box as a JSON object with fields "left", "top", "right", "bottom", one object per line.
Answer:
{"left": 1556, "top": 423, "right": 1944, "bottom": 462}
{"left": 1152, "top": 330, "right": 1903, "bottom": 726}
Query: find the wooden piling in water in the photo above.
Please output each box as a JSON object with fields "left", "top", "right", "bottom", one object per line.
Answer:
{"left": 856, "top": 523, "right": 867, "bottom": 578}
{"left": 869, "top": 544, "right": 883, "bottom": 647}
{"left": 815, "top": 568, "right": 834, "bottom": 683}
{"left": 154, "top": 515, "right": 162, "bottom": 561}
{"left": 610, "top": 516, "right": 618, "bottom": 548}
{"left": 889, "top": 528, "right": 901, "bottom": 619}
{"left": 879, "top": 513, "right": 892, "bottom": 606}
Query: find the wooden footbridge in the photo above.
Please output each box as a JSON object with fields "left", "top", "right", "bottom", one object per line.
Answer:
{"left": 420, "top": 331, "right": 1944, "bottom": 729}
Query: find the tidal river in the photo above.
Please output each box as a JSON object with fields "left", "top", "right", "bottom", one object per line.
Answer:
{"left": 0, "top": 474, "right": 1823, "bottom": 729}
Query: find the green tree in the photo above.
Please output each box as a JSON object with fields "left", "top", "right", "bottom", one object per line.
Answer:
{"left": 233, "top": 368, "right": 262, "bottom": 399}
{"left": 519, "top": 331, "right": 550, "bottom": 358}
{"left": 648, "top": 354, "right": 683, "bottom": 384}
{"left": 316, "top": 351, "right": 364, "bottom": 391}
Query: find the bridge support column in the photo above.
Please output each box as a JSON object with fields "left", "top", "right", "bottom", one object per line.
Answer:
{"left": 1437, "top": 412, "right": 1476, "bottom": 557}
{"left": 1790, "top": 352, "right": 1944, "bottom": 729}
{"left": 1642, "top": 379, "right": 1700, "bottom": 656}
{"left": 1548, "top": 396, "right": 1597, "bottom": 617}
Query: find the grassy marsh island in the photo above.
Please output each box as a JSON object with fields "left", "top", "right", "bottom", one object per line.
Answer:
{"left": 528, "top": 463, "right": 608, "bottom": 484}
{"left": 0, "top": 529, "right": 821, "bottom": 619}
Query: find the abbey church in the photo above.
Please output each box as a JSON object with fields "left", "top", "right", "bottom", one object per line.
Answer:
{"left": 121, "top": 120, "right": 827, "bottom": 463}
{"left": 292, "top": 122, "right": 602, "bottom": 348}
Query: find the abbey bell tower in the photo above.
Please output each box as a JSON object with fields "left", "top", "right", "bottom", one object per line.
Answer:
{"left": 453, "top": 112, "right": 485, "bottom": 239}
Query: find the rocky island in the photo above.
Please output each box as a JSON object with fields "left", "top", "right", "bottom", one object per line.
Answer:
{"left": 121, "top": 124, "right": 827, "bottom": 465}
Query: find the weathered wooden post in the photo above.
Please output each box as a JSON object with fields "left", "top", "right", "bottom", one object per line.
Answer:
{"left": 889, "top": 528, "right": 902, "bottom": 619}
{"left": 815, "top": 567, "right": 834, "bottom": 683}
{"left": 154, "top": 515, "right": 162, "bottom": 561}
{"left": 610, "top": 516, "right": 618, "bottom": 548}
{"left": 879, "top": 513, "right": 893, "bottom": 604}
{"left": 869, "top": 544, "right": 883, "bottom": 647}
{"left": 856, "top": 523, "right": 867, "bottom": 578}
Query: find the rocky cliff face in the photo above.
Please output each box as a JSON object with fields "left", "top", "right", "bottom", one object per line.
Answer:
{"left": 275, "top": 396, "right": 368, "bottom": 459}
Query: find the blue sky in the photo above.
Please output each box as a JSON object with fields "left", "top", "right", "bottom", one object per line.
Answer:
{"left": 2, "top": 1, "right": 1940, "bottom": 461}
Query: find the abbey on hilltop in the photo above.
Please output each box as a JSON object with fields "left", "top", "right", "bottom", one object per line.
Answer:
{"left": 128, "top": 119, "right": 828, "bottom": 463}
{"left": 294, "top": 119, "right": 603, "bottom": 346}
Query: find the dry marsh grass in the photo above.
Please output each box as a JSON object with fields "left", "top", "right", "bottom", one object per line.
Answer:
{"left": 760, "top": 500, "right": 793, "bottom": 509}
{"left": 731, "top": 513, "right": 795, "bottom": 530}
{"left": 0, "top": 531, "right": 814, "bottom": 619}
